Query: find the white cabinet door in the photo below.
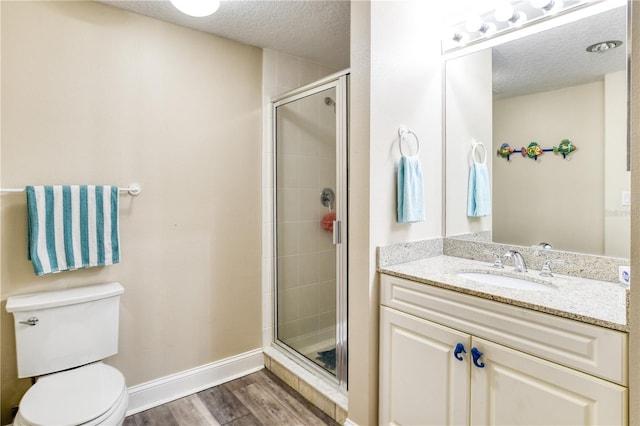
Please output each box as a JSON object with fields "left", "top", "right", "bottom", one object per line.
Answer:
{"left": 470, "top": 337, "right": 628, "bottom": 426}
{"left": 380, "top": 306, "right": 470, "bottom": 426}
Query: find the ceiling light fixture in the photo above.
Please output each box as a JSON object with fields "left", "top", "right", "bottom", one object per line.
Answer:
{"left": 586, "top": 40, "right": 623, "bottom": 53}
{"left": 169, "top": 0, "right": 220, "bottom": 18}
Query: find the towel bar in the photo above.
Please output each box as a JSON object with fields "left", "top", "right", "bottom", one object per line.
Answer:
{"left": 398, "top": 127, "right": 420, "bottom": 157}
{"left": 1, "top": 183, "right": 142, "bottom": 196}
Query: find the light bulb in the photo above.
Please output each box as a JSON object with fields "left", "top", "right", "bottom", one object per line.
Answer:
{"left": 495, "top": 3, "right": 527, "bottom": 26}
{"left": 531, "top": 0, "right": 563, "bottom": 14}
{"left": 465, "top": 16, "right": 496, "bottom": 35}
{"left": 465, "top": 15, "right": 485, "bottom": 32}
{"left": 531, "top": 0, "right": 552, "bottom": 9}
{"left": 452, "top": 31, "right": 470, "bottom": 46}
{"left": 169, "top": 0, "right": 220, "bottom": 17}
{"left": 495, "top": 2, "right": 515, "bottom": 22}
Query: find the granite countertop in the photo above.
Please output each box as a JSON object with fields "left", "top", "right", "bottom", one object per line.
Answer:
{"left": 379, "top": 255, "right": 628, "bottom": 332}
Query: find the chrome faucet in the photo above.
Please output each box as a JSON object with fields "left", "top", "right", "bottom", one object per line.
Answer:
{"left": 504, "top": 250, "right": 527, "bottom": 273}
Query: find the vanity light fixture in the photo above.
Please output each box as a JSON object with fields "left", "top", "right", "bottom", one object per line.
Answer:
{"left": 443, "top": 0, "right": 587, "bottom": 53}
{"left": 586, "top": 40, "right": 623, "bottom": 53}
{"left": 495, "top": 2, "right": 527, "bottom": 26}
{"left": 169, "top": 0, "right": 220, "bottom": 17}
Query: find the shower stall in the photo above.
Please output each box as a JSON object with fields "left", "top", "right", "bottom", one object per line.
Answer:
{"left": 272, "top": 73, "right": 348, "bottom": 388}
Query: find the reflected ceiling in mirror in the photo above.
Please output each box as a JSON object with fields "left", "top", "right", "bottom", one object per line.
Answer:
{"left": 493, "top": 5, "right": 626, "bottom": 99}
{"left": 444, "top": 2, "right": 629, "bottom": 260}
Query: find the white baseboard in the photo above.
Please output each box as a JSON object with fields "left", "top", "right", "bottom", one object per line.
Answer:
{"left": 126, "top": 348, "right": 264, "bottom": 416}
{"left": 343, "top": 418, "right": 358, "bottom": 426}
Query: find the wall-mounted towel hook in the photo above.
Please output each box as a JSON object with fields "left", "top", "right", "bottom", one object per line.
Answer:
{"left": 471, "top": 139, "right": 487, "bottom": 165}
{"left": 398, "top": 127, "right": 420, "bottom": 157}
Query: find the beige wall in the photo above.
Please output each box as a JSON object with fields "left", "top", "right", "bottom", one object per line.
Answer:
{"left": 604, "top": 70, "right": 630, "bottom": 258}
{"left": 0, "top": 2, "right": 262, "bottom": 423}
{"left": 445, "top": 49, "right": 493, "bottom": 237}
{"left": 348, "top": 2, "right": 373, "bottom": 422}
{"left": 349, "top": 1, "right": 444, "bottom": 423}
{"left": 493, "top": 81, "right": 605, "bottom": 254}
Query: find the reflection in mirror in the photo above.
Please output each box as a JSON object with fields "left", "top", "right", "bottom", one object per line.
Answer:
{"left": 445, "top": 3, "right": 629, "bottom": 258}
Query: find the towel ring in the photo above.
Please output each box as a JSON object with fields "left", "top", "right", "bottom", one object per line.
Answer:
{"left": 398, "top": 128, "right": 420, "bottom": 157}
{"left": 471, "top": 140, "right": 487, "bottom": 165}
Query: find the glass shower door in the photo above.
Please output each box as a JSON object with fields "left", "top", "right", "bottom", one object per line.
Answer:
{"left": 273, "top": 77, "right": 347, "bottom": 386}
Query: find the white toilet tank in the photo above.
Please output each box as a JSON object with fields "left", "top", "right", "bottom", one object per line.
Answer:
{"left": 6, "top": 282, "right": 124, "bottom": 378}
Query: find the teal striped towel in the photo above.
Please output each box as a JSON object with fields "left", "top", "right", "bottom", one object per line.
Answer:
{"left": 26, "top": 185, "right": 120, "bottom": 276}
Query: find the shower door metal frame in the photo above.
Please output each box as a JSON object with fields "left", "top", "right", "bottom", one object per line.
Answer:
{"left": 271, "top": 71, "right": 349, "bottom": 389}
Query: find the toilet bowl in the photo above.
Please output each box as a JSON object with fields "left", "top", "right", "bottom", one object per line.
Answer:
{"left": 13, "top": 363, "right": 128, "bottom": 426}
{"left": 6, "top": 283, "right": 128, "bottom": 426}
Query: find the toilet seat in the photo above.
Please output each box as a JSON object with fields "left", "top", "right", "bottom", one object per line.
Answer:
{"left": 15, "top": 362, "right": 127, "bottom": 426}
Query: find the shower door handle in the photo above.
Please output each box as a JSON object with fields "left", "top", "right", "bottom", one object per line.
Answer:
{"left": 333, "top": 220, "right": 342, "bottom": 245}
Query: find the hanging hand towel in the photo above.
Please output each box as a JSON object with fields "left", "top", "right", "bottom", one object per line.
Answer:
{"left": 26, "top": 185, "right": 120, "bottom": 276}
{"left": 397, "top": 155, "right": 425, "bottom": 224}
{"left": 467, "top": 162, "right": 491, "bottom": 217}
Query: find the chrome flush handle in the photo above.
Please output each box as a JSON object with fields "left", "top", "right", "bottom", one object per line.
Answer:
{"left": 19, "top": 317, "right": 39, "bottom": 326}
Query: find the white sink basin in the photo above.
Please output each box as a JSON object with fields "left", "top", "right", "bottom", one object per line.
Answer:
{"left": 457, "top": 271, "right": 556, "bottom": 292}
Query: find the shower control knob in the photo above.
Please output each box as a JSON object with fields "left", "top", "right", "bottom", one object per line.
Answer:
{"left": 19, "top": 317, "right": 39, "bottom": 326}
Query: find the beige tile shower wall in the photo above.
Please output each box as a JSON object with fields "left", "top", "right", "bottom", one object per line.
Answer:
{"left": 493, "top": 80, "right": 605, "bottom": 254}
{"left": 261, "top": 50, "right": 338, "bottom": 348}
{"left": 0, "top": 2, "right": 262, "bottom": 423}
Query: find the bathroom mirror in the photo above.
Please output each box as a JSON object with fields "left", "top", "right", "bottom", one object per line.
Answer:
{"left": 444, "top": 2, "right": 630, "bottom": 259}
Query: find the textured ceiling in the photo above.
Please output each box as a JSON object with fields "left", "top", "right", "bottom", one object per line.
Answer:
{"left": 98, "top": 0, "right": 351, "bottom": 69}
{"left": 492, "top": 5, "right": 626, "bottom": 99}
{"left": 98, "top": 1, "right": 623, "bottom": 98}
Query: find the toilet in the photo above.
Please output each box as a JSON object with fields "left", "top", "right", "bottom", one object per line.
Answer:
{"left": 6, "top": 282, "right": 128, "bottom": 426}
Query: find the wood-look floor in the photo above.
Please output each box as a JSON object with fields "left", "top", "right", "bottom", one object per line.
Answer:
{"left": 123, "top": 369, "right": 340, "bottom": 426}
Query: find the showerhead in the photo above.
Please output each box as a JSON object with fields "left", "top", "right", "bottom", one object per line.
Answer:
{"left": 324, "top": 96, "right": 336, "bottom": 113}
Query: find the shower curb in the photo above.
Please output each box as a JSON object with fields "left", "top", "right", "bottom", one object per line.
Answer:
{"left": 263, "top": 346, "right": 348, "bottom": 425}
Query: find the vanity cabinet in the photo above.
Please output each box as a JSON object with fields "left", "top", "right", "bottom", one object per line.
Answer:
{"left": 379, "top": 274, "right": 628, "bottom": 426}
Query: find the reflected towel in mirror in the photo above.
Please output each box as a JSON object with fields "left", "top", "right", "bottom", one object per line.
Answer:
{"left": 467, "top": 163, "right": 491, "bottom": 217}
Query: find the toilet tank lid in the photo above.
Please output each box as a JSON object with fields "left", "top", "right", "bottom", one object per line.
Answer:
{"left": 6, "top": 282, "right": 124, "bottom": 313}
